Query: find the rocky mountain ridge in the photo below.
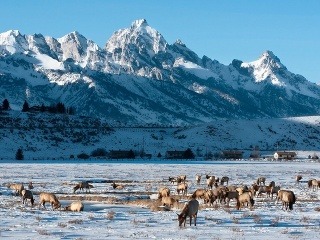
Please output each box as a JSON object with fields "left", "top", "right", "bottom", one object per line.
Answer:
{"left": 0, "top": 19, "right": 319, "bottom": 124}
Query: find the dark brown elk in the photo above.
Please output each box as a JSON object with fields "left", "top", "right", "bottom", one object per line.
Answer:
{"left": 256, "top": 177, "right": 266, "bottom": 186}
{"left": 168, "top": 177, "right": 176, "bottom": 184}
{"left": 295, "top": 175, "right": 302, "bottom": 183}
{"left": 220, "top": 176, "right": 229, "bottom": 185}
{"left": 28, "top": 182, "right": 34, "bottom": 190}
{"left": 206, "top": 176, "right": 216, "bottom": 189}
{"left": 177, "top": 175, "right": 186, "bottom": 184}
{"left": 270, "top": 186, "right": 281, "bottom": 199}
{"left": 177, "top": 199, "right": 199, "bottom": 227}
{"left": 225, "top": 190, "right": 239, "bottom": 206}
{"left": 73, "top": 181, "right": 94, "bottom": 193}
{"left": 256, "top": 186, "right": 272, "bottom": 198}
{"left": 21, "top": 189, "right": 35, "bottom": 206}
{"left": 268, "top": 181, "right": 275, "bottom": 187}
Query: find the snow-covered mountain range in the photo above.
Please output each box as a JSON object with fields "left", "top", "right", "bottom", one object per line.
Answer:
{"left": 1, "top": 19, "right": 319, "bottom": 124}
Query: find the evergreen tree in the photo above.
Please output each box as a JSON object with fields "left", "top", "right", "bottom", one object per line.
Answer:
{"left": 2, "top": 99, "right": 10, "bottom": 110}
{"left": 40, "top": 103, "right": 46, "bottom": 112}
{"left": 15, "top": 148, "right": 24, "bottom": 160}
{"left": 56, "top": 102, "right": 66, "bottom": 113}
{"left": 22, "top": 100, "right": 30, "bottom": 112}
{"left": 128, "top": 150, "right": 135, "bottom": 159}
{"left": 183, "top": 148, "right": 195, "bottom": 159}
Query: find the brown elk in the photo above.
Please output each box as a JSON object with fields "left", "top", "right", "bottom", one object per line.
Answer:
{"left": 8, "top": 183, "right": 24, "bottom": 196}
{"left": 39, "top": 192, "right": 61, "bottom": 210}
{"left": 237, "top": 192, "right": 255, "bottom": 210}
{"left": 277, "top": 190, "right": 296, "bottom": 210}
{"left": 177, "top": 183, "right": 188, "bottom": 195}
{"left": 177, "top": 199, "right": 199, "bottom": 227}
{"left": 195, "top": 174, "right": 201, "bottom": 185}
{"left": 158, "top": 187, "right": 170, "bottom": 199}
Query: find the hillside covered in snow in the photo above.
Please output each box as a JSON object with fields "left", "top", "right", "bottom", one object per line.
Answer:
{"left": 0, "top": 111, "right": 319, "bottom": 160}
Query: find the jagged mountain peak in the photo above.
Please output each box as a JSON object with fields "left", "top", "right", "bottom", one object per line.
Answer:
{"left": 105, "top": 19, "right": 168, "bottom": 69}
{"left": 174, "top": 39, "right": 186, "bottom": 47}
{"left": 131, "top": 19, "right": 148, "bottom": 29}
{"left": 255, "top": 50, "right": 286, "bottom": 70}
{"left": 0, "top": 29, "right": 28, "bottom": 54}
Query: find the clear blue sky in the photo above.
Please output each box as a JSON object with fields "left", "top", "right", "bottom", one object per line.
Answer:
{"left": 1, "top": 0, "right": 319, "bottom": 83}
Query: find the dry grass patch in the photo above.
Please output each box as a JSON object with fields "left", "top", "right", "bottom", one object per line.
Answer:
{"left": 58, "top": 222, "right": 67, "bottom": 228}
{"left": 68, "top": 219, "right": 83, "bottom": 224}
{"left": 36, "top": 229, "right": 50, "bottom": 235}
{"left": 106, "top": 211, "right": 115, "bottom": 220}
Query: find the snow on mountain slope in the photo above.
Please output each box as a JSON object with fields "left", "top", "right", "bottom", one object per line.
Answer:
{"left": 0, "top": 111, "right": 319, "bottom": 160}
{"left": 0, "top": 19, "right": 320, "bottom": 124}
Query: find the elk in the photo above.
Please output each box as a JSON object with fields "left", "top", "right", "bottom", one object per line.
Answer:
{"left": 177, "top": 199, "right": 199, "bottom": 227}
{"left": 112, "top": 182, "right": 124, "bottom": 190}
{"left": 161, "top": 196, "right": 178, "bottom": 208}
{"left": 237, "top": 192, "right": 255, "bottom": 210}
{"left": 73, "top": 181, "right": 94, "bottom": 193}
{"left": 256, "top": 177, "right": 266, "bottom": 186}
{"left": 277, "top": 190, "right": 296, "bottom": 210}
{"left": 191, "top": 189, "right": 207, "bottom": 199}
{"left": 177, "top": 183, "right": 188, "bottom": 195}
{"left": 8, "top": 183, "right": 24, "bottom": 196}
{"left": 65, "top": 201, "right": 84, "bottom": 212}
{"left": 195, "top": 174, "right": 201, "bottom": 185}
{"left": 220, "top": 176, "right": 229, "bottom": 185}
{"left": 39, "top": 192, "right": 61, "bottom": 210}
{"left": 206, "top": 176, "right": 216, "bottom": 189}
{"left": 21, "top": 189, "right": 34, "bottom": 206}
{"left": 158, "top": 187, "right": 170, "bottom": 199}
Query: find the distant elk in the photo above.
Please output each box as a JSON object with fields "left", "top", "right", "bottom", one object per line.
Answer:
{"left": 256, "top": 177, "right": 266, "bottom": 186}
{"left": 21, "top": 189, "right": 35, "bottom": 206}
{"left": 195, "top": 174, "right": 201, "bottom": 185}
{"left": 73, "top": 181, "right": 94, "bottom": 193}
{"left": 158, "top": 187, "right": 171, "bottom": 199}
{"left": 8, "top": 183, "right": 24, "bottom": 196}
{"left": 112, "top": 182, "right": 124, "bottom": 190}
{"left": 220, "top": 176, "right": 229, "bottom": 185}
{"left": 295, "top": 175, "right": 302, "bottom": 183}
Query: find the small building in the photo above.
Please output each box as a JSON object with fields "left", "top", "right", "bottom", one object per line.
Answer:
{"left": 273, "top": 151, "right": 296, "bottom": 160}
{"left": 109, "top": 150, "right": 135, "bottom": 159}
{"left": 165, "top": 150, "right": 185, "bottom": 159}
{"left": 222, "top": 150, "right": 243, "bottom": 159}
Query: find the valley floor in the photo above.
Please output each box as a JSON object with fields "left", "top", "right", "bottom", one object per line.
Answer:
{"left": 1, "top": 160, "right": 320, "bottom": 239}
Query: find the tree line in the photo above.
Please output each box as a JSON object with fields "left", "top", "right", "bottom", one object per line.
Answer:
{"left": 0, "top": 99, "right": 75, "bottom": 115}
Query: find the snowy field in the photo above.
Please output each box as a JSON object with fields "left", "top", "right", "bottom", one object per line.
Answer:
{"left": 1, "top": 159, "right": 320, "bottom": 239}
